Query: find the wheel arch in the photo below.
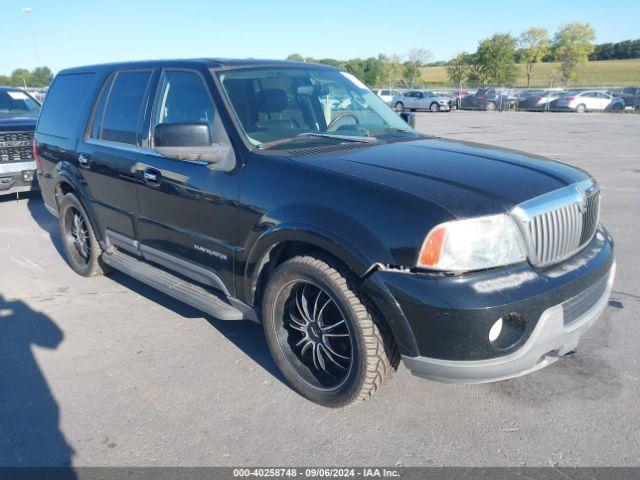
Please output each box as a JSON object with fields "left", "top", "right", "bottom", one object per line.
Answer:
{"left": 244, "top": 224, "right": 372, "bottom": 308}
{"left": 53, "top": 169, "right": 104, "bottom": 244}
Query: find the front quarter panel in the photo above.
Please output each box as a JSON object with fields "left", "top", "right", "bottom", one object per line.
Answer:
{"left": 237, "top": 152, "right": 453, "bottom": 304}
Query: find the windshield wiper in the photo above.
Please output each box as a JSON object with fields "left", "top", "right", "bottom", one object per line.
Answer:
{"left": 258, "top": 132, "right": 377, "bottom": 149}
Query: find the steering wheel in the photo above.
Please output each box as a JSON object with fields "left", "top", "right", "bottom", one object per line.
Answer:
{"left": 326, "top": 112, "right": 359, "bottom": 131}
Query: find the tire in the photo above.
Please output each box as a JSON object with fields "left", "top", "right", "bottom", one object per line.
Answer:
{"left": 576, "top": 104, "right": 586, "bottom": 113}
{"left": 485, "top": 101, "right": 496, "bottom": 112}
{"left": 394, "top": 102, "right": 404, "bottom": 112}
{"left": 59, "top": 193, "right": 110, "bottom": 277}
{"left": 262, "top": 255, "right": 399, "bottom": 407}
{"left": 430, "top": 102, "right": 439, "bottom": 112}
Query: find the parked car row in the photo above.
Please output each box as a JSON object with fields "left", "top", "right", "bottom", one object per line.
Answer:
{"left": 375, "top": 86, "right": 640, "bottom": 113}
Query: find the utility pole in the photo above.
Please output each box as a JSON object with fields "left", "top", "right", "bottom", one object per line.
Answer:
{"left": 23, "top": 7, "right": 42, "bottom": 67}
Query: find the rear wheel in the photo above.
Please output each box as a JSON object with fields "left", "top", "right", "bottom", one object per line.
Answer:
{"left": 576, "top": 103, "right": 586, "bottom": 113}
{"left": 430, "top": 102, "right": 439, "bottom": 112}
{"left": 59, "top": 193, "right": 109, "bottom": 277}
{"left": 394, "top": 102, "right": 404, "bottom": 112}
{"left": 262, "top": 255, "right": 398, "bottom": 407}
{"left": 485, "top": 101, "right": 496, "bottom": 111}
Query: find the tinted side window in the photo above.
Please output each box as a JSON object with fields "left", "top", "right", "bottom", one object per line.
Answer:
{"left": 37, "top": 73, "right": 96, "bottom": 138}
{"left": 101, "top": 70, "right": 152, "bottom": 145}
{"left": 153, "top": 71, "right": 214, "bottom": 127}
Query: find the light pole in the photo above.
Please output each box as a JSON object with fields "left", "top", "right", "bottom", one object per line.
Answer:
{"left": 23, "top": 7, "right": 42, "bottom": 68}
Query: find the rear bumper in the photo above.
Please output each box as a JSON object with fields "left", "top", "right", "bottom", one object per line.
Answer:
{"left": 402, "top": 263, "right": 615, "bottom": 383}
{"left": 0, "top": 161, "right": 38, "bottom": 194}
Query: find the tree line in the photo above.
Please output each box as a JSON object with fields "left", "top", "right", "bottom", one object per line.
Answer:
{"left": 0, "top": 67, "right": 53, "bottom": 88}
{"left": 447, "top": 23, "right": 601, "bottom": 87}
{"left": 286, "top": 49, "right": 430, "bottom": 89}
{"left": 589, "top": 39, "right": 640, "bottom": 61}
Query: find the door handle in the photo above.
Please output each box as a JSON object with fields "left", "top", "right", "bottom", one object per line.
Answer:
{"left": 143, "top": 169, "right": 160, "bottom": 184}
{"left": 78, "top": 154, "right": 90, "bottom": 167}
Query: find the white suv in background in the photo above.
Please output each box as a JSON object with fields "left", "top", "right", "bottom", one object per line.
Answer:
{"left": 373, "top": 89, "right": 400, "bottom": 105}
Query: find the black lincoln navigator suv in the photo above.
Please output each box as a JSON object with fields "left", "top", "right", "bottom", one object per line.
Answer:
{"left": 35, "top": 59, "right": 615, "bottom": 407}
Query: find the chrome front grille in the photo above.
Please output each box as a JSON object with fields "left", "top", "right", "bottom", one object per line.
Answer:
{"left": 0, "top": 131, "right": 34, "bottom": 162}
{"left": 511, "top": 179, "right": 600, "bottom": 268}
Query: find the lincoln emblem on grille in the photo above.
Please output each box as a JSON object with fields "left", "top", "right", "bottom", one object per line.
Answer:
{"left": 576, "top": 188, "right": 588, "bottom": 214}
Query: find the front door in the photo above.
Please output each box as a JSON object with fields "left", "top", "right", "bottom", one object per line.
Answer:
{"left": 135, "top": 69, "right": 240, "bottom": 295}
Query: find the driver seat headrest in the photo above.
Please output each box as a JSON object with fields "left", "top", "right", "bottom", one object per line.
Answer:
{"left": 257, "top": 89, "right": 288, "bottom": 114}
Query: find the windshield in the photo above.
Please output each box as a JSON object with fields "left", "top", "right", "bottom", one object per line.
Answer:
{"left": 0, "top": 90, "right": 41, "bottom": 119}
{"left": 216, "top": 67, "right": 414, "bottom": 148}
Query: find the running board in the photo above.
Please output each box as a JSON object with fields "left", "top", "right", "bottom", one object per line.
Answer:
{"left": 101, "top": 250, "right": 244, "bottom": 321}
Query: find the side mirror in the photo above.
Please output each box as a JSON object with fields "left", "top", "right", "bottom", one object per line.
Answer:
{"left": 154, "top": 122, "right": 221, "bottom": 163}
{"left": 399, "top": 111, "right": 415, "bottom": 128}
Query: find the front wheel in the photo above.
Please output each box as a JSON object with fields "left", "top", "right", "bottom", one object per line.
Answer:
{"left": 394, "top": 102, "right": 404, "bottom": 112}
{"left": 59, "top": 193, "right": 110, "bottom": 277}
{"left": 485, "top": 101, "right": 496, "bottom": 111}
{"left": 430, "top": 102, "right": 440, "bottom": 112}
{"left": 262, "top": 255, "right": 398, "bottom": 407}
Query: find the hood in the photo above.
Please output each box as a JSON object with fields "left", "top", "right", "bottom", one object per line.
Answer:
{"left": 295, "top": 137, "right": 590, "bottom": 219}
{"left": 0, "top": 116, "right": 38, "bottom": 131}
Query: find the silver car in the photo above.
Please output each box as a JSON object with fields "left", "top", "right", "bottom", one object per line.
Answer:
{"left": 393, "top": 90, "right": 452, "bottom": 112}
{"left": 554, "top": 90, "right": 615, "bottom": 112}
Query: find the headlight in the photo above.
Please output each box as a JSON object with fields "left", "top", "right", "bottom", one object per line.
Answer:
{"left": 417, "top": 214, "right": 527, "bottom": 272}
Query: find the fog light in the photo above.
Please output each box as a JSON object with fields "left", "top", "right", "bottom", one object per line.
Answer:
{"left": 22, "top": 170, "right": 35, "bottom": 182}
{"left": 489, "top": 312, "right": 526, "bottom": 350}
{"left": 488, "top": 318, "right": 503, "bottom": 342}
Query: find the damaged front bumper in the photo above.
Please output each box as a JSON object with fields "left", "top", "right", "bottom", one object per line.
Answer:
{"left": 360, "top": 227, "right": 615, "bottom": 383}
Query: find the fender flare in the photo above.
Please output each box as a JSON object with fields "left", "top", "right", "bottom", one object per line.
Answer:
{"left": 243, "top": 223, "right": 372, "bottom": 305}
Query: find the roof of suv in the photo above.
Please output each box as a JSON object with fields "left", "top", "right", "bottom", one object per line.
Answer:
{"left": 56, "top": 58, "right": 339, "bottom": 75}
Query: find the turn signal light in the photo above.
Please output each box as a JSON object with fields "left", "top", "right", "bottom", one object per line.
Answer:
{"left": 418, "top": 225, "right": 446, "bottom": 267}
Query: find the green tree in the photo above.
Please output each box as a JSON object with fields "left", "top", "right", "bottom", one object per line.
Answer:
{"left": 401, "top": 61, "right": 420, "bottom": 88}
{"left": 29, "top": 66, "right": 53, "bottom": 87}
{"left": 553, "top": 22, "right": 596, "bottom": 84}
{"left": 379, "top": 53, "right": 402, "bottom": 87}
{"left": 344, "top": 59, "right": 365, "bottom": 81}
{"left": 446, "top": 52, "right": 472, "bottom": 85}
{"left": 518, "top": 28, "right": 550, "bottom": 88}
{"left": 10, "top": 69, "right": 32, "bottom": 88}
{"left": 363, "top": 57, "right": 384, "bottom": 86}
{"left": 286, "top": 53, "right": 305, "bottom": 62}
{"left": 475, "top": 33, "right": 517, "bottom": 85}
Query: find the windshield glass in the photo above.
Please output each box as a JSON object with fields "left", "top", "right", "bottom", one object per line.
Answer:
{"left": 217, "top": 67, "right": 414, "bottom": 147}
{"left": 0, "top": 90, "right": 41, "bottom": 118}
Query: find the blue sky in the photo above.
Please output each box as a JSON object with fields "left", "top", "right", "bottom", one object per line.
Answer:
{"left": 2, "top": 0, "right": 639, "bottom": 74}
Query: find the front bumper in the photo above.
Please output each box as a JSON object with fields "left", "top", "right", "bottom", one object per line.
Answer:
{"left": 0, "top": 161, "right": 38, "bottom": 194}
{"left": 360, "top": 226, "right": 615, "bottom": 383}
{"left": 403, "top": 263, "right": 615, "bottom": 383}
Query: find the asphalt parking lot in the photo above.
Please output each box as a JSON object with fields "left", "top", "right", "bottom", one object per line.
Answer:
{"left": 1, "top": 111, "right": 639, "bottom": 467}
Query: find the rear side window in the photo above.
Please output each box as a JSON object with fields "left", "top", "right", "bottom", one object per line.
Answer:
{"left": 98, "top": 70, "right": 152, "bottom": 145}
{"left": 89, "top": 74, "right": 115, "bottom": 139}
{"left": 37, "top": 73, "right": 96, "bottom": 138}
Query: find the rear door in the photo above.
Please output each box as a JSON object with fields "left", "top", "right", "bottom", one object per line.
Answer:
{"left": 134, "top": 68, "right": 240, "bottom": 295}
{"left": 78, "top": 69, "right": 155, "bottom": 240}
